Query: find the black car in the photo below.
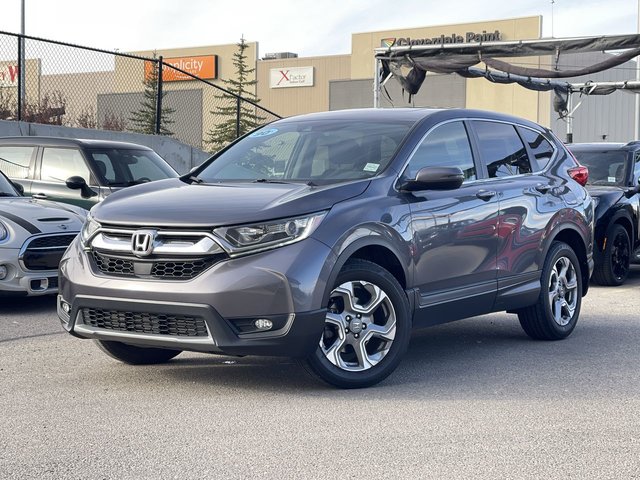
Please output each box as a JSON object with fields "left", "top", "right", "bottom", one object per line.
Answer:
{"left": 568, "top": 142, "right": 640, "bottom": 286}
{"left": 58, "top": 108, "right": 594, "bottom": 388}
{"left": 0, "top": 137, "right": 178, "bottom": 210}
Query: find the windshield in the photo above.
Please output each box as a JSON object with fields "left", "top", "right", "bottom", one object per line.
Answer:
{"left": 87, "top": 148, "right": 177, "bottom": 187}
{"left": 0, "top": 171, "right": 18, "bottom": 197}
{"left": 197, "top": 119, "right": 414, "bottom": 184}
{"left": 571, "top": 150, "right": 629, "bottom": 186}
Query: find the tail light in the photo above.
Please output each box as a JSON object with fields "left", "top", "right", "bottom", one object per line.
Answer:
{"left": 568, "top": 166, "right": 589, "bottom": 186}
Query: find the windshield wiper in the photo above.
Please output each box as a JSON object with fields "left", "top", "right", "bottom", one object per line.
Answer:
{"left": 0, "top": 192, "right": 16, "bottom": 197}
{"left": 252, "top": 179, "right": 293, "bottom": 184}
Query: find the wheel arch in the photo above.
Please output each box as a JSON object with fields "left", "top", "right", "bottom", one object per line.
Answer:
{"left": 546, "top": 226, "right": 590, "bottom": 296}
{"left": 323, "top": 237, "right": 411, "bottom": 307}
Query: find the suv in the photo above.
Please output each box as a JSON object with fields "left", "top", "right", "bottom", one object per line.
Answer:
{"left": 568, "top": 142, "right": 640, "bottom": 286}
{"left": 0, "top": 137, "right": 178, "bottom": 209}
{"left": 57, "top": 109, "right": 594, "bottom": 388}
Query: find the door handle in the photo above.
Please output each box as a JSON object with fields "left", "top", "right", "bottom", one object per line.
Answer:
{"left": 534, "top": 184, "right": 552, "bottom": 194}
{"left": 476, "top": 190, "right": 497, "bottom": 201}
{"left": 32, "top": 193, "right": 48, "bottom": 200}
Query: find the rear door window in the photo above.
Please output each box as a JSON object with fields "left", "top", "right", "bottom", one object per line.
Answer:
{"left": 472, "top": 121, "right": 532, "bottom": 178}
{"left": 0, "top": 146, "right": 35, "bottom": 179}
{"left": 40, "top": 148, "right": 91, "bottom": 182}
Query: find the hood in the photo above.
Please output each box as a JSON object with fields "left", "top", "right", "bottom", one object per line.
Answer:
{"left": 586, "top": 185, "right": 624, "bottom": 200}
{"left": 92, "top": 178, "right": 370, "bottom": 227}
{"left": 0, "top": 197, "right": 86, "bottom": 236}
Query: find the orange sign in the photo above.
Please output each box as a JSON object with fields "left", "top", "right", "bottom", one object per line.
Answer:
{"left": 144, "top": 55, "right": 217, "bottom": 82}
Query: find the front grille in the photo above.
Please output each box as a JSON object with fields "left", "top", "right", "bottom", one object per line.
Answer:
{"left": 81, "top": 308, "right": 208, "bottom": 337}
{"left": 27, "top": 234, "right": 77, "bottom": 249}
{"left": 22, "top": 234, "right": 78, "bottom": 271}
{"left": 91, "top": 251, "right": 220, "bottom": 280}
{"left": 92, "top": 251, "right": 134, "bottom": 276}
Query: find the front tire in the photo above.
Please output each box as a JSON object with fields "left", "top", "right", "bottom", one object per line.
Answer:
{"left": 592, "top": 223, "right": 631, "bottom": 286}
{"left": 302, "top": 259, "right": 411, "bottom": 389}
{"left": 518, "top": 241, "right": 582, "bottom": 340}
{"left": 96, "top": 340, "right": 182, "bottom": 365}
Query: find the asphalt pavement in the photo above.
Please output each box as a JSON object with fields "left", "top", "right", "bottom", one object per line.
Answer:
{"left": 1, "top": 268, "right": 639, "bottom": 479}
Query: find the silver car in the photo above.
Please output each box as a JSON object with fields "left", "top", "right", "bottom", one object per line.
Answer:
{"left": 0, "top": 169, "right": 85, "bottom": 296}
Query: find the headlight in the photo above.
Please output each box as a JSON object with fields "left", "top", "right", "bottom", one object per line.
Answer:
{"left": 80, "top": 214, "right": 101, "bottom": 245}
{"left": 0, "top": 221, "right": 8, "bottom": 242}
{"left": 214, "top": 212, "right": 326, "bottom": 255}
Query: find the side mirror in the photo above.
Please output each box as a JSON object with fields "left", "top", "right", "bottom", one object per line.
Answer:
{"left": 11, "top": 181, "right": 24, "bottom": 196}
{"left": 399, "top": 166, "right": 465, "bottom": 192}
{"left": 66, "top": 176, "right": 98, "bottom": 199}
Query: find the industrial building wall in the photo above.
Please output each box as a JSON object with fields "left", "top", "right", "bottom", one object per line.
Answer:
{"left": 329, "top": 74, "right": 466, "bottom": 111}
{"left": 551, "top": 52, "right": 636, "bottom": 143}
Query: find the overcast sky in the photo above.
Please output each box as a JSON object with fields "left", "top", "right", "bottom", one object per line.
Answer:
{"left": 0, "top": 0, "right": 637, "bottom": 57}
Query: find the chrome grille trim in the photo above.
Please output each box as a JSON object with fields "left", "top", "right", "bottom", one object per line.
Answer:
{"left": 19, "top": 232, "right": 79, "bottom": 271}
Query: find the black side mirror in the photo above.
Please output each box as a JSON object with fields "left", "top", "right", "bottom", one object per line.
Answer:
{"left": 11, "top": 181, "right": 24, "bottom": 196}
{"left": 66, "top": 176, "right": 98, "bottom": 199}
{"left": 399, "top": 166, "right": 465, "bottom": 192}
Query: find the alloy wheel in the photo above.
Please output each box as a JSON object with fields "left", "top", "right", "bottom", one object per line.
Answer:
{"left": 611, "top": 230, "right": 630, "bottom": 281}
{"left": 320, "top": 280, "right": 396, "bottom": 372}
{"left": 547, "top": 256, "right": 578, "bottom": 326}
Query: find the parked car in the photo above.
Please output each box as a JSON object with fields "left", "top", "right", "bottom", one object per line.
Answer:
{"left": 568, "top": 142, "right": 640, "bottom": 286}
{"left": 57, "top": 108, "right": 594, "bottom": 388}
{"left": 0, "top": 168, "right": 85, "bottom": 296}
{"left": 0, "top": 137, "right": 178, "bottom": 210}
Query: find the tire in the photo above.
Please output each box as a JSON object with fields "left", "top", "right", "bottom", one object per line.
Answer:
{"left": 95, "top": 340, "right": 182, "bottom": 365}
{"left": 592, "top": 223, "right": 631, "bottom": 287}
{"left": 517, "top": 241, "right": 582, "bottom": 340}
{"left": 301, "top": 259, "right": 411, "bottom": 389}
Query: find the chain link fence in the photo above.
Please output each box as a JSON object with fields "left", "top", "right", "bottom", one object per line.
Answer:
{"left": 0, "top": 31, "right": 281, "bottom": 151}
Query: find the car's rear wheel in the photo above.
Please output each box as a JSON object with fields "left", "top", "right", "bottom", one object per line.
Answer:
{"left": 302, "top": 259, "right": 411, "bottom": 389}
{"left": 517, "top": 241, "right": 582, "bottom": 340}
{"left": 96, "top": 340, "right": 182, "bottom": 365}
{"left": 592, "top": 223, "right": 630, "bottom": 286}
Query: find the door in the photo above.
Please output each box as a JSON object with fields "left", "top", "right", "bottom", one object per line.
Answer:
{"left": 468, "top": 120, "right": 562, "bottom": 310}
{"left": 403, "top": 120, "right": 499, "bottom": 326}
{"left": 32, "top": 147, "right": 99, "bottom": 209}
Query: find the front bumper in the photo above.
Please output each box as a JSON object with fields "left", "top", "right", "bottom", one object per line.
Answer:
{"left": 0, "top": 247, "right": 59, "bottom": 296}
{"left": 58, "top": 237, "right": 335, "bottom": 357}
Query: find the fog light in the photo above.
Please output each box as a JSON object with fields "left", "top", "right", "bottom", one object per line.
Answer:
{"left": 62, "top": 302, "right": 71, "bottom": 314}
{"left": 254, "top": 319, "right": 273, "bottom": 331}
{"left": 0, "top": 265, "right": 7, "bottom": 280}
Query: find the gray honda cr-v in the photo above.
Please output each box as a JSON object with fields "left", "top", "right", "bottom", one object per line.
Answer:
{"left": 58, "top": 108, "right": 594, "bottom": 388}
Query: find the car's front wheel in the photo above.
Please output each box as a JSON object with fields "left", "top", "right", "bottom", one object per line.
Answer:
{"left": 517, "top": 241, "right": 582, "bottom": 340}
{"left": 592, "top": 223, "right": 631, "bottom": 286}
{"left": 96, "top": 340, "right": 182, "bottom": 365}
{"left": 302, "top": 259, "right": 411, "bottom": 388}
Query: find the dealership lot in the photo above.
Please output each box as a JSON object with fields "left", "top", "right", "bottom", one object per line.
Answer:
{"left": 1, "top": 268, "right": 639, "bottom": 479}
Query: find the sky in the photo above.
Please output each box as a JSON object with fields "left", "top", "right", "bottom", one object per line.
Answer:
{"left": 0, "top": 0, "right": 637, "bottom": 57}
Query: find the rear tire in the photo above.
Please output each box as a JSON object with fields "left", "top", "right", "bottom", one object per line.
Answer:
{"left": 301, "top": 259, "right": 411, "bottom": 389}
{"left": 592, "top": 223, "right": 630, "bottom": 286}
{"left": 96, "top": 340, "right": 181, "bottom": 365}
{"left": 518, "top": 241, "right": 582, "bottom": 340}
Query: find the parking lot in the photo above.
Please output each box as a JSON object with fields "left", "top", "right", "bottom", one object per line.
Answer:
{"left": 1, "top": 268, "right": 639, "bottom": 479}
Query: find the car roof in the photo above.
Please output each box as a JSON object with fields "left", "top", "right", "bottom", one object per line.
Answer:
{"left": 271, "top": 107, "right": 548, "bottom": 129}
{"left": 569, "top": 142, "right": 638, "bottom": 152}
{"left": 0, "top": 136, "right": 153, "bottom": 150}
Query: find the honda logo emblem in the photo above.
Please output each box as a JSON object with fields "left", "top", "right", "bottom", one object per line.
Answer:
{"left": 131, "top": 230, "right": 156, "bottom": 257}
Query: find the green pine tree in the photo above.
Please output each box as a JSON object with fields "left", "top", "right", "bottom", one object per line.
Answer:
{"left": 129, "top": 53, "right": 175, "bottom": 136}
{"left": 206, "top": 37, "right": 265, "bottom": 151}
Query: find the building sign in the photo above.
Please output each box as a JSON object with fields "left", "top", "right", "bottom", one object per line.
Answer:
{"left": 270, "top": 66, "right": 314, "bottom": 88}
{"left": 0, "top": 63, "right": 19, "bottom": 87}
{"left": 381, "top": 30, "right": 502, "bottom": 47}
{"left": 144, "top": 55, "right": 217, "bottom": 82}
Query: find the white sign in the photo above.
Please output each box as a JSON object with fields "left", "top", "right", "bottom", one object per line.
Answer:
{"left": 270, "top": 66, "right": 314, "bottom": 88}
